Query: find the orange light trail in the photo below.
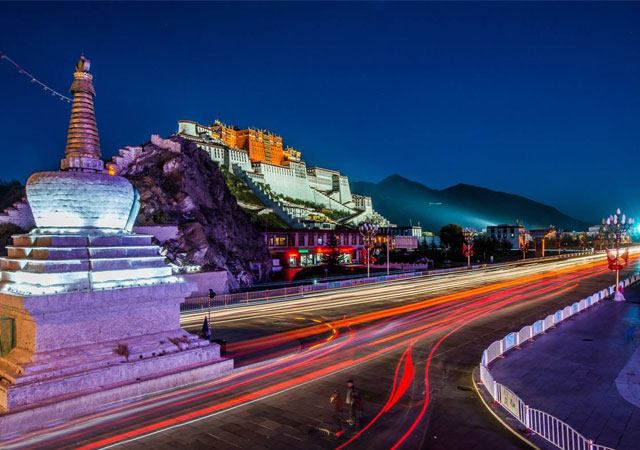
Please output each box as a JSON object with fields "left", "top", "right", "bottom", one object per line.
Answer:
{"left": 6, "top": 254, "right": 637, "bottom": 450}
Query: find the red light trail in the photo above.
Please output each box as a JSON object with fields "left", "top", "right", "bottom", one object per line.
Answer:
{"left": 4, "top": 254, "right": 636, "bottom": 450}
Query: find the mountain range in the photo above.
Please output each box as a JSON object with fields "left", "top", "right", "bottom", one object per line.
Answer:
{"left": 350, "top": 175, "right": 589, "bottom": 232}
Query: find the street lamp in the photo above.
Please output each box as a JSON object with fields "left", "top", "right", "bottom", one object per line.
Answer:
{"left": 521, "top": 233, "right": 531, "bottom": 260}
{"left": 597, "top": 226, "right": 606, "bottom": 251}
{"left": 555, "top": 228, "right": 564, "bottom": 257}
{"left": 462, "top": 227, "right": 476, "bottom": 268}
{"left": 385, "top": 234, "right": 395, "bottom": 276}
{"left": 602, "top": 208, "right": 634, "bottom": 301}
{"left": 359, "top": 221, "right": 378, "bottom": 278}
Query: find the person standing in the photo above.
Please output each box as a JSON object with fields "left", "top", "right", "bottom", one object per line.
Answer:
{"left": 345, "top": 379, "right": 361, "bottom": 427}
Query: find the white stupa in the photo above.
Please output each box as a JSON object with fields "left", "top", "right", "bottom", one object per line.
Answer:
{"left": 0, "top": 56, "right": 232, "bottom": 437}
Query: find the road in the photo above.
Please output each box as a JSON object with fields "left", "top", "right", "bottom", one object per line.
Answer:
{"left": 3, "top": 253, "right": 638, "bottom": 450}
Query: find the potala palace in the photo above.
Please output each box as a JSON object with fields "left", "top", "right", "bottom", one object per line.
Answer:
{"left": 173, "top": 120, "right": 391, "bottom": 229}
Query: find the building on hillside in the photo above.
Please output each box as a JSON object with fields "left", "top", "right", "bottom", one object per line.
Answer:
{"left": 212, "top": 122, "right": 285, "bottom": 166}
{"left": 486, "top": 224, "right": 527, "bottom": 250}
{"left": 264, "top": 229, "right": 365, "bottom": 268}
{"left": 174, "top": 119, "right": 392, "bottom": 230}
{"left": 176, "top": 121, "right": 253, "bottom": 172}
{"left": 587, "top": 225, "right": 604, "bottom": 237}
{"left": 378, "top": 226, "right": 423, "bottom": 237}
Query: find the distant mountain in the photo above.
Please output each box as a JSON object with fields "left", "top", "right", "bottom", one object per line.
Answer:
{"left": 350, "top": 175, "right": 589, "bottom": 232}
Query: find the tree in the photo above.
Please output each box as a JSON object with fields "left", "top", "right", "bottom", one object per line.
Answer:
{"left": 0, "top": 223, "right": 24, "bottom": 256}
{"left": 500, "top": 239, "right": 513, "bottom": 254}
{"left": 474, "top": 236, "right": 493, "bottom": 261}
{"left": 439, "top": 224, "right": 464, "bottom": 257}
{"left": 322, "top": 234, "right": 345, "bottom": 268}
{"left": 418, "top": 238, "right": 431, "bottom": 258}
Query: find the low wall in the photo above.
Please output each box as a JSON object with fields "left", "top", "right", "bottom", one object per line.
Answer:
{"left": 181, "top": 271, "right": 228, "bottom": 298}
{"left": 133, "top": 225, "right": 179, "bottom": 243}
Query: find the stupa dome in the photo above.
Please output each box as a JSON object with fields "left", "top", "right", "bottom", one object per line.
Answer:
{"left": 27, "top": 171, "right": 136, "bottom": 229}
{"left": 25, "top": 55, "right": 138, "bottom": 230}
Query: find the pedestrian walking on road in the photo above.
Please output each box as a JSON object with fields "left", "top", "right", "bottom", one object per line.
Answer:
{"left": 345, "top": 379, "right": 362, "bottom": 429}
{"left": 329, "top": 389, "right": 345, "bottom": 437}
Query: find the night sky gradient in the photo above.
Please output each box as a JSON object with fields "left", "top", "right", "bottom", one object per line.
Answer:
{"left": 1, "top": 2, "right": 639, "bottom": 223}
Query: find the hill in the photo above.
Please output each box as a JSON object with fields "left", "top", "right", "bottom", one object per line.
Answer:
{"left": 114, "top": 136, "right": 272, "bottom": 288}
{"left": 350, "top": 175, "right": 588, "bottom": 232}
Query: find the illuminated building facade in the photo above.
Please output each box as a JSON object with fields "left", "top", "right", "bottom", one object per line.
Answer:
{"left": 486, "top": 224, "right": 527, "bottom": 249}
{"left": 177, "top": 119, "right": 392, "bottom": 229}
{"left": 264, "top": 229, "right": 364, "bottom": 268}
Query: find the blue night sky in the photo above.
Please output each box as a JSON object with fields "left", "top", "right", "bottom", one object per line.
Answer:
{"left": 1, "top": 2, "right": 639, "bottom": 223}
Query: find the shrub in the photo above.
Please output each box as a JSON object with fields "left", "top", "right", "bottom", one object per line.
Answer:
{"left": 113, "top": 343, "right": 131, "bottom": 361}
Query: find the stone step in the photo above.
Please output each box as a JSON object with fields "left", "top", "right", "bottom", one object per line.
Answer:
{"left": 1, "top": 256, "right": 166, "bottom": 273}
{"left": 0, "top": 265, "right": 175, "bottom": 295}
{"left": 4, "top": 345, "right": 223, "bottom": 409}
{"left": 9, "top": 334, "right": 214, "bottom": 382}
{"left": 7, "top": 247, "right": 89, "bottom": 259}
{"left": 7, "top": 245, "right": 161, "bottom": 260}
{"left": 1, "top": 259, "right": 89, "bottom": 272}
{"left": 23, "top": 331, "right": 206, "bottom": 368}
{"left": 0, "top": 359, "right": 22, "bottom": 382}
{"left": 1, "top": 265, "right": 171, "bottom": 282}
{"left": 11, "top": 233, "right": 155, "bottom": 249}
{"left": 89, "top": 234, "right": 154, "bottom": 247}
{"left": 1, "top": 270, "right": 89, "bottom": 287}
{"left": 89, "top": 246, "right": 161, "bottom": 258}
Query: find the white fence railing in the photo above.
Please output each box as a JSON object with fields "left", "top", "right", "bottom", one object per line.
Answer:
{"left": 478, "top": 274, "right": 640, "bottom": 450}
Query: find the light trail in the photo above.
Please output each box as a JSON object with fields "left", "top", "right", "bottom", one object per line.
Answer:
{"left": 216, "top": 256, "right": 620, "bottom": 362}
{"left": 180, "top": 252, "right": 621, "bottom": 328}
{"left": 3, "top": 253, "right": 638, "bottom": 450}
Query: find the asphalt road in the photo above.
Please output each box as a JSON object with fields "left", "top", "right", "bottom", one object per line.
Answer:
{"left": 3, "top": 253, "right": 637, "bottom": 450}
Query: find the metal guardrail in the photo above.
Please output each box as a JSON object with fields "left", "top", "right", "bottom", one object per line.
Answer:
{"left": 181, "top": 251, "right": 595, "bottom": 312}
{"left": 478, "top": 274, "right": 640, "bottom": 450}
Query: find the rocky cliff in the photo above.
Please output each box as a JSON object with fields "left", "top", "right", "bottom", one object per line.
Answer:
{"left": 114, "top": 136, "right": 271, "bottom": 289}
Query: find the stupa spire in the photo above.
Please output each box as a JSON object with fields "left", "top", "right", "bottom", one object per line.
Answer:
{"left": 61, "top": 54, "right": 103, "bottom": 172}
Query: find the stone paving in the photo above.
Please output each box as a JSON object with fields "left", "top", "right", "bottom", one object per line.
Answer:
{"left": 490, "top": 286, "right": 640, "bottom": 450}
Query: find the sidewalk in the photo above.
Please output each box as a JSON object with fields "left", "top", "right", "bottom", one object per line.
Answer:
{"left": 489, "top": 286, "right": 640, "bottom": 449}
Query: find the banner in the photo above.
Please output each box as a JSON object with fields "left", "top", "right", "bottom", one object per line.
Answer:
{"left": 500, "top": 385, "right": 520, "bottom": 418}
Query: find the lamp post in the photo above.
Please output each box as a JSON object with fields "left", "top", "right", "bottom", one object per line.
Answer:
{"left": 555, "top": 228, "right": 563, "bottom": 257}
{"left": 462, "top": 227, "right": 476, "bottom": 268}
{"left": 597, "top": 226, "right": 606, "bottom": 252}
{"left": 521, "top": 233, "right": 531, "bottom": 260}
{"left": 359, "top": 221, "right": 378, "bottom": 278}
{"left": 603, "top": 208, "right": 634, "bottom": 301}
{"left": 385, "top": 234, "right": 395, "bottom": 276}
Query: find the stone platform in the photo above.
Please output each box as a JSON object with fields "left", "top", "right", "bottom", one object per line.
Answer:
{"left": 0, "top": 350, "right": 233, "bottom": 439}
{"left": 1, "top": 230, "right": 177, "bottom": 295}
{"left": 0, "top": 281, "right": 233, "bottom": 405}
{"left": 0, "top": 281, "right": 233, "bottom": 438}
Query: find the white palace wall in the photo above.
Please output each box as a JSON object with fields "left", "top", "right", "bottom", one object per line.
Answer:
{"left": 253, "top": 162, "right": 315, "bottom": 202}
